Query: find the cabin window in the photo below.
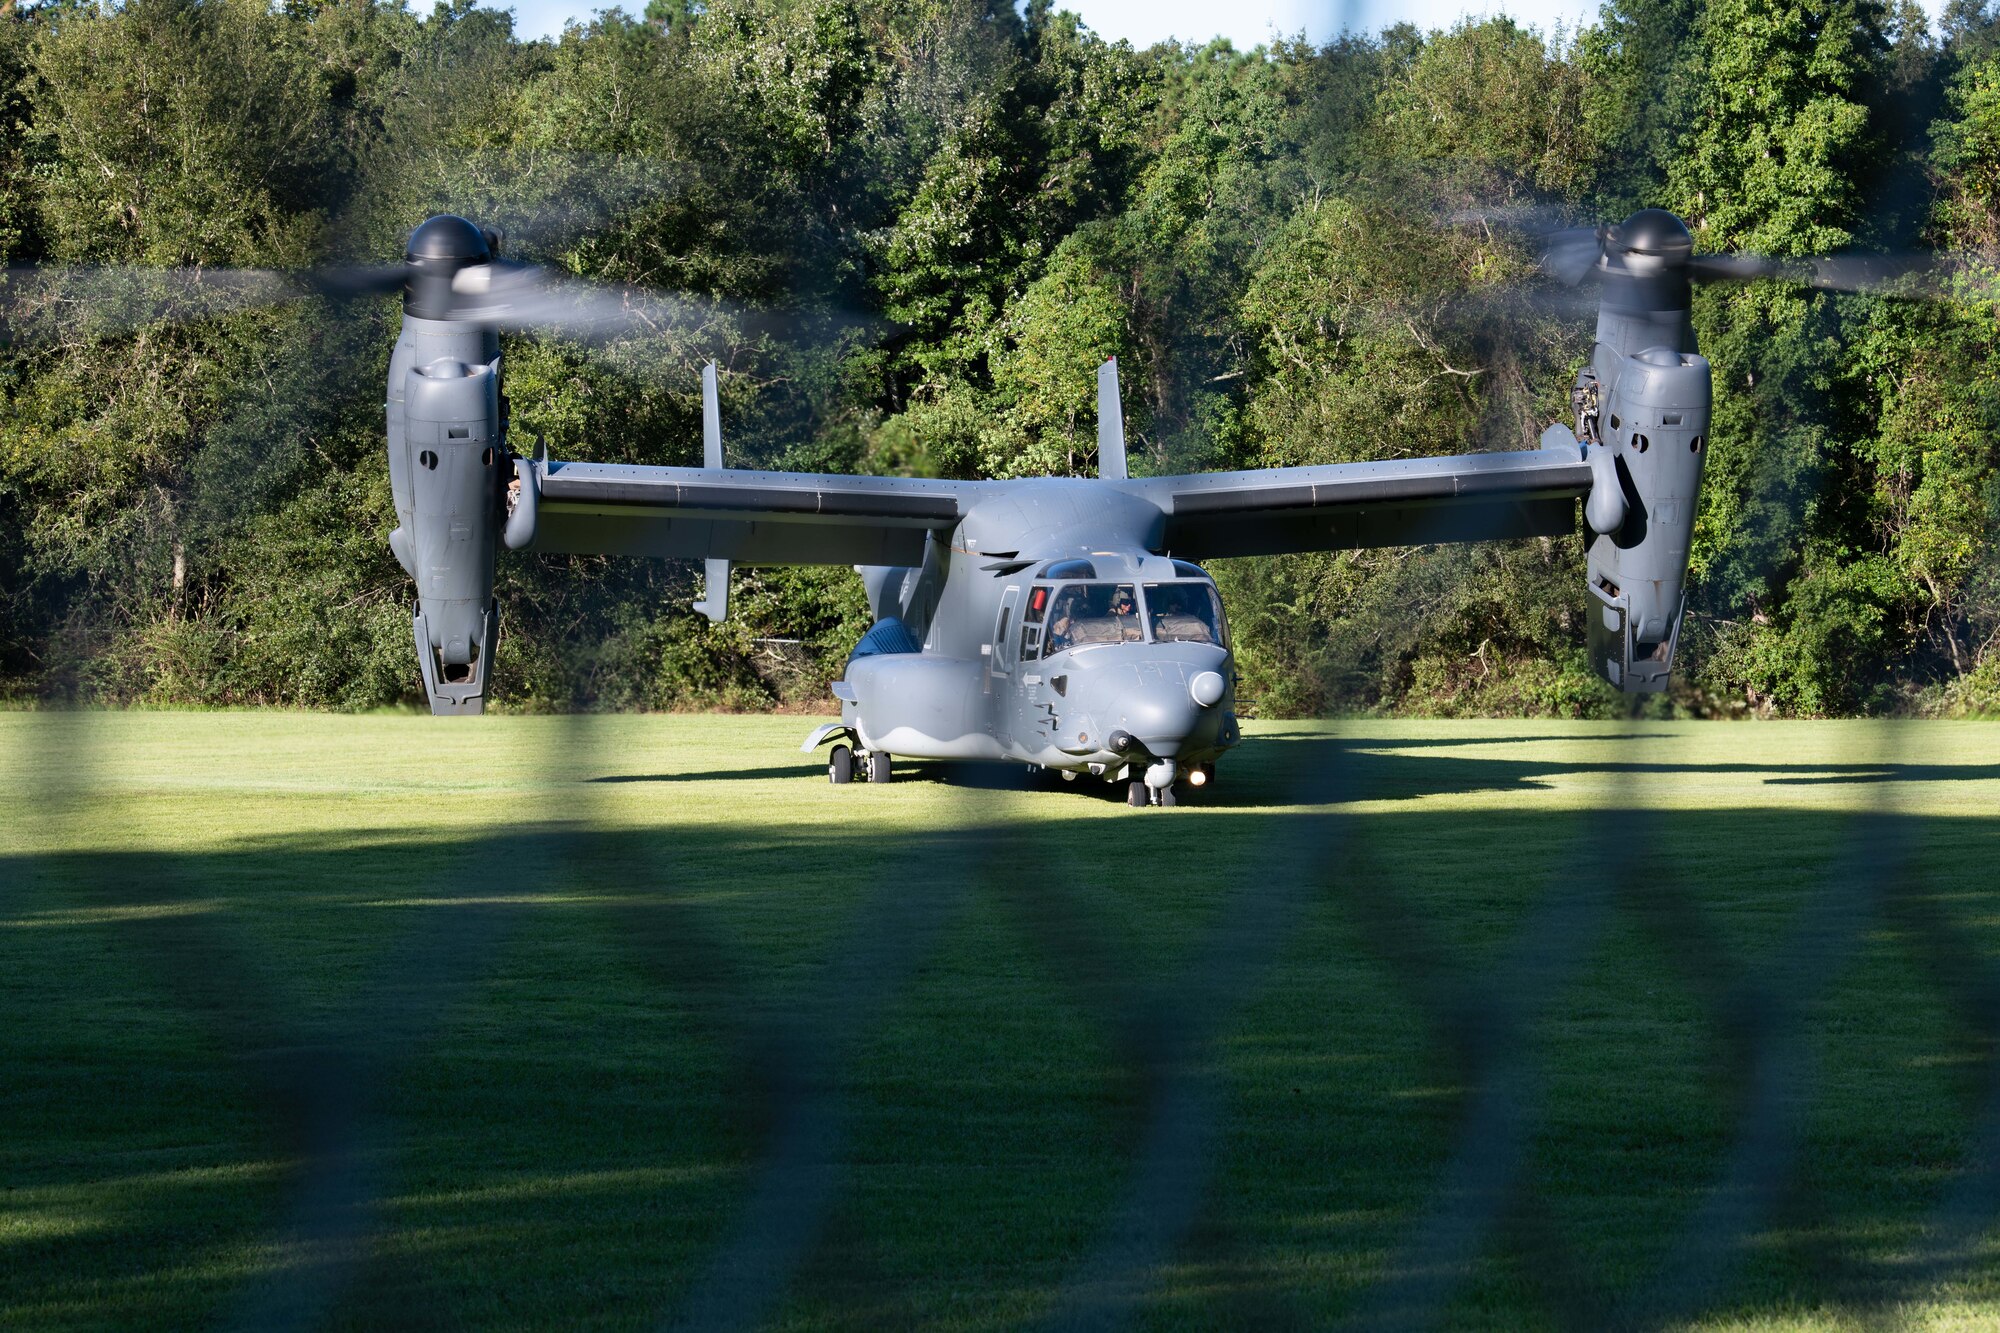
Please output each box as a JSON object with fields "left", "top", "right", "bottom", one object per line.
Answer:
{"left": 1144, "top": 582, "right": 1229, "bottom": 648}
{"left": 1044, "top": 583, "right": 1142, "bottom": 654}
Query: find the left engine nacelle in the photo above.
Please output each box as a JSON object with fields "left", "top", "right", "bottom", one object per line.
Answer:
{"left": 396, "top": 356, "right": 504, "bottom": 714}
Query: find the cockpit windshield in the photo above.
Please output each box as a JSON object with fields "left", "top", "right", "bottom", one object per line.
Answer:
{"left": 1044, "top": 583, "right": 1142, "bottom": 654}
{"left": 1144, "top": 581, "right": 1228, "bottom": 647}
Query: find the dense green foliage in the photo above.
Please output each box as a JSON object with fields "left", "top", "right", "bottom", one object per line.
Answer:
{"left": 2, "top": 0, "right": 1998, "bottom": 715}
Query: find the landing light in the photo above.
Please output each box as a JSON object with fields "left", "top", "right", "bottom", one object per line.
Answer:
{"left": 1188, "top": 768, "right": 1208, "bottom": 787}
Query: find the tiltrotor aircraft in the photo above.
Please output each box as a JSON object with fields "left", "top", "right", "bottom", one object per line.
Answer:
{"left": 362, "top": 208, "right": 1898, "bottom": 806}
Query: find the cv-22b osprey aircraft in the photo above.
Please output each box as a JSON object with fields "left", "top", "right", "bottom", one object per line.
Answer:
{"left": 375, "top": 208, "right": 1873, "bottom": 807}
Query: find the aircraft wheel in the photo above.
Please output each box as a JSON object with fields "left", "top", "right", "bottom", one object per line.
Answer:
{"left": 868, "top": 750, "right": 893, "bottom": 783}
{"left": 1157, "top": 784, "right": 1178, "bottom": 808}
{"left": 1127, "top": 780, "right": 1148, "bottom": 807}
{"left": 829, "top": 745, "right": 854, "bottom": 785}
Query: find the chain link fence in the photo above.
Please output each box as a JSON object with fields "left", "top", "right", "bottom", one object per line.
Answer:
{"left": 6, "top": 691, "right": 1999, "bottom": 1330}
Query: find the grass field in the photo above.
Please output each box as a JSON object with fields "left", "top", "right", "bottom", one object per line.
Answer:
{"left": 4, "top": 712, "right": 2000, "bottom": 1331}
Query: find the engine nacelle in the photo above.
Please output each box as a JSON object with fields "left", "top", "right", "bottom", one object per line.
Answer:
{"left": 1584, "top": 345, "right": 1710, "bottom": 692}
{"left": 383, "top": 216, "right": 510, "bottom": 715}
{"left": 399, "top": 355, "right": 503, "bottom": 714}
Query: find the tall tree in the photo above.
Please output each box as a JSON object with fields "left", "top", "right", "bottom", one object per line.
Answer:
{"left": 1666, "top": 0, "right": 1897, "bottom": 713}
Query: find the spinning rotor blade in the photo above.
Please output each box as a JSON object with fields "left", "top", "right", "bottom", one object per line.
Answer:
{"left": 1538, "top": 225, "right": 1606, "bottom": 287}
{"left": 439, "top": 259, "right": 737, "bottom": 337}
{"left": 1444, "top": 208, "right": 1604, "bottom": 287}
{"left": 0, "top": 263, "right": 406, "bottom": 344}
{"left": 2, "top": 266, "right": 304, "bottom": 340}
{"left": 299, "top": 265, "right": 408, "bottom": 301}
{"left": 2, "top": 252, "right": 862, "bottom": 347}
{"left": 1684, "top": 249, "right": 1943, "bottom": 298}
{"left": 1454, "top": 207, "right": 1969, "bottom": 304}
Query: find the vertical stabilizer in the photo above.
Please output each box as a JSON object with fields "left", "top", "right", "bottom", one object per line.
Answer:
{"left": 693, "top": 362, "right": 731, "bottom": 623}
{"left": 1097, "top": 357, "right": 1128, "bottom": 481}
{"left": 701, "top": 360, "right": 723, "bottom": 469}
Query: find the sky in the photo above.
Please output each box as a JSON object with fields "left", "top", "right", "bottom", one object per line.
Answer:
{"left": 504, "top": 0, "right": 1599, "bottom": 45}
{"left": 503, "top": 0, "right": 1957, "bottom": 48}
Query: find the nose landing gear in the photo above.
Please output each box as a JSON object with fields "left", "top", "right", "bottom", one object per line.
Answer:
{"left": 1126, "top": 756, "right": 1183, "bottom": 808}
{"left": 829, "top": 744, "right": 895, "bottom": 785}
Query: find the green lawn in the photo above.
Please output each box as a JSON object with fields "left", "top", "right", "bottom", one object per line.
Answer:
{"left": 4, "top": 713, "right": 1999, "bottom": 1330}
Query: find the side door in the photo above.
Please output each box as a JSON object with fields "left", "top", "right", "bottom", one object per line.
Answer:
{"left": 989, "top": 584, "right": 1022, "bottom": 747}
{"left": 991, "top": 586, "right": 1022, "bottom": 678}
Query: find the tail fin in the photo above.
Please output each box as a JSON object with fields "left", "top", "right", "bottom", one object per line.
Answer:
{"left": 701, "top": 360, "right": 723, "bottom": 469}
{"left": 693, "top": 361, "right": 731, "bottom": 623}
{"left": 1097, "top": 357, "right": 1127, "bottom": 481}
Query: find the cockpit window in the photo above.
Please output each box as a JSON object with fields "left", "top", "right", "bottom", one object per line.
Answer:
{"left": 1044, "top": 583, "right": 1142, "bottom": 654}
{"left": 1041, "top": 558, "right": 1097, "bottom": 580}
{"left": 1144, "top": 582, "right": 1229, "bottom": 648}
{"left": 1171, "top": 559, "right": 1209, "bottom": 579}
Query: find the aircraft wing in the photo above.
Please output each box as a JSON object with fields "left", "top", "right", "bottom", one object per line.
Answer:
{"left": 524, "top": 439, "right": 1593, "bottom": 566}
{"left": 526, "top": 460, "right": 986, "bottom": 566}
{"left": 1126, "top": 444, "right": 1594, "bottom": 559}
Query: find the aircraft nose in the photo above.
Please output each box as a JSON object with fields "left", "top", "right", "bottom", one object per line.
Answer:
{"left": 1087, "top": 672, "right": 1203, "bottom": 758}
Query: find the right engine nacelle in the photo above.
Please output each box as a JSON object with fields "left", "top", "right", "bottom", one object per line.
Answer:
{"left": 1584, "top": 345, "right": 1711, "bottom": 692}
{"left": 400, "top": 356, "right": 503, "bottom": 713}
{"left": 384, "top": 216, "right": 509, "bottom": 715}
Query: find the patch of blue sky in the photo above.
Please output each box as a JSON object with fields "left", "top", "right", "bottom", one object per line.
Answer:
{"left": 502, "top": 0, "right": 1952, "bottom": 53}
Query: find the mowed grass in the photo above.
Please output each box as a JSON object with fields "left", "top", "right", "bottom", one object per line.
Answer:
{"left": 3, "top": 712, "right": 2000, "bottom": 1331}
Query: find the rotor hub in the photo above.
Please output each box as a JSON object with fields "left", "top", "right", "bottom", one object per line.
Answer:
{"left": 1603, "top": 209, "right": 1693, "bottom": 276}
{"left": 1595, "top": 208, "right": 1695, "bottom": 312}
{"left": 406, "top": 214, "right": 492, "bottom": 265}
{"left": 404, "top": 214, "right": 496, "bottom": 321}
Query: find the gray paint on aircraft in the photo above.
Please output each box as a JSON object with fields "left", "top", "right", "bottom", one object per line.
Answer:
{"left": 382, "top": 209, "right": 1722, "bottom": 800}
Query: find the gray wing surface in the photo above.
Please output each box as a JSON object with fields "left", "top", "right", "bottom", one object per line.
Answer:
{"left": 530, "top": 460, "right": 985, "bottom": 565}
{"left": 527, "top": 442, "right": 1591, "bottom": 565}
{"left": 1128, "top": 445, "right": 1593, "bottom": 559}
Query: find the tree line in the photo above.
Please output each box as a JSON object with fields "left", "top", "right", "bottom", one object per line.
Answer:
{"left": 2, "top": 0, "right": 1998, "bottom": 717}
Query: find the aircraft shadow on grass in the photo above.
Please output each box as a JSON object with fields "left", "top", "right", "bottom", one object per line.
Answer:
{"left": 588, "top": 729, "right": 2000, "bottom": 807}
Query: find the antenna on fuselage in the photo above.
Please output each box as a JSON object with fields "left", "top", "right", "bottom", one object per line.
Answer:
{"left": 693, "top": 361, "right": 731, "bottom": 623}
{"left": 1097, "top": 357, "right": 1128, "bottom": 481}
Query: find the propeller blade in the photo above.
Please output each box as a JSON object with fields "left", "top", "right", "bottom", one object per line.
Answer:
{"left": 1539, "top": 226, "right": 1605, "bottom": 286}
{"left": 442, "top": 260, "right": 736, "bottom": 335}
{"left": 0, "top": 262, "right": 409, "bottom": 344}
{"left": 1687, "top": 250, "right": 1945, "bottom": 299}
{"left": 1445, "top": 207, "right": 1606, "bottom": 287}
{"left": 1, "top": 265, "right": 305, "bottom": 340}
{"left": 299, "top": 265, "right": 406, "bottom": 300}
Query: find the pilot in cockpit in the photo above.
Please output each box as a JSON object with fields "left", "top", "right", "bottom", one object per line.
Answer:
{"left": 1110, "top": 588, "right": 1142, "bottom": 641}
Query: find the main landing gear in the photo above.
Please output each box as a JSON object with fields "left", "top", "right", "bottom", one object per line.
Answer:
{"left": 828, "top": 744, "right": 894, "bottom": 785}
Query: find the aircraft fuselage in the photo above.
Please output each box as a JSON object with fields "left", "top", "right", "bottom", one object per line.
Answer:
{"left": 815, "top": 482, "right": 1240, "bottom": 793}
